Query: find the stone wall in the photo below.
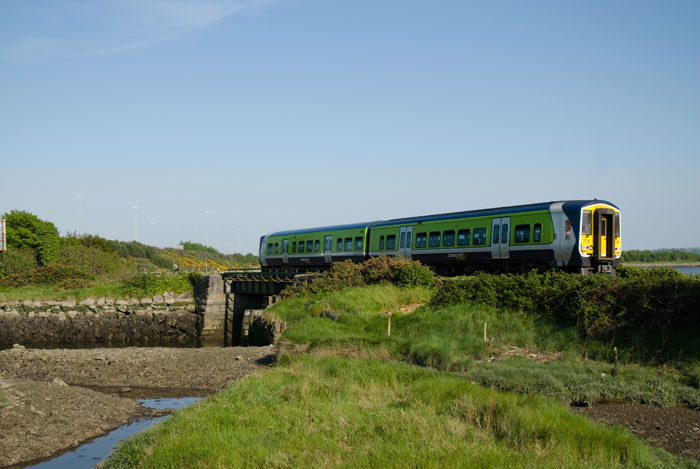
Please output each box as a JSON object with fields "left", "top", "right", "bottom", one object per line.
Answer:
{"left": 0, "top": 293, "right": 199, "bottom": 349}
{"left": 194, "top": 274, "right": 226, "bottom": 344}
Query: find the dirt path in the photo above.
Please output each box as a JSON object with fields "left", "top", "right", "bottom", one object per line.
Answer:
{"left": 576, "top": 403, "right": 700, "bottom": 463}
{"left": 0, "top": 346, "right": 276, "bottom": 468}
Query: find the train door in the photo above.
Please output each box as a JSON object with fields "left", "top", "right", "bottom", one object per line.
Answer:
{"left": 399, "top": 226, "right": 413, "bottom": 260}
{"left": 323, "top": 235, "right": 333, "bottom": 263}
{"left": 490, "top": 217, "right": 510, "bottom": 259}
{"left": 282, "top": 239, "right": 289, "bottom": 264}
{"left": 594, "top": 210, "right": 614, "bottom": 260}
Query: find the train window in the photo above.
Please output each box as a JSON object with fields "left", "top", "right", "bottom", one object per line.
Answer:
{"left": 386, "top": 235, "right": 396, "bottom": 250}
{"left": 306, "top": 241, "right": 313, "bottom": 252}
{"left": 399, "top": 232, "right": 405, "bottom": 249}
{"left": 582, "top": 211, "right": 592, "bottom": 236}
{"left": 354, "top": 237, "right": 363, "bottom": 250}
{"left": 406, "top": 232, "right": 412, "bottom": 249}
{"left": 429, "top": 232, "right": 441, "bottom": 247}
{"left": 457, "top": 229, "right": 470, "bottom": 246}
{"left": 415, "top": 232, "right": 427, "bottom": 248}
{"left": 501, "top": 224, "right": 509, "bottom": 244}
{"left": 534, "top": 224, "right": 542, "bottom": 242}
{"left": 298, "top": 242, "right": 304, "bottom": 253}
{"left": 314, "top": 240, "right": 320, "bottom": 252}
{"left": 379, "top": 236, "right": 385, "bottom": 250}
{"left": 282, "top": 240, "right": 288, "bottom": 253}
{"left": 515, "top": 225, "right": 530, "bottom": 243}
{"left": 337, "top": 238, "right": 343, "bottom": 251}
{"left": 614, "top": 213, "right": 620, "bottom": 237}
{"left": 274, "top": 243, "right": 279, "bottom": 254}
{"left": 344, "top": 238, "right": 353, "bottom": 250}
{"left": 565, "top": 220, "right": 572, "bottom": 240}
{"left": 292, "top": 242, "right": 297, "bottom": 253}
{"left": 473, "top": 228, "right": 487, "bottom": 245}
{"left": 266, "top": 243, "right": 273, "bottom": 254}
{"left": 443, "top": 230, "right": 455, "bottom": 247}
{"left": 493, "top": 225, "right": 500, "bottom": 244}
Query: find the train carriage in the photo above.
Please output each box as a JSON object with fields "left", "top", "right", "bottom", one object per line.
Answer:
{"left": 259, "top": 200, "right": 621, "bottom": 274}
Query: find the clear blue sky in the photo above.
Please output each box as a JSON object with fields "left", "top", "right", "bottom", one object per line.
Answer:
{"left": 1, "top": 0, "right": 698, "bottom": 253}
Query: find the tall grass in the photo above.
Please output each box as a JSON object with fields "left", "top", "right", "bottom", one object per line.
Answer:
{"left": 268, "top": 285, "right": 700, "bottom": 407}
{"left": 103, "top": 355, "right": 690, "bottom": 469}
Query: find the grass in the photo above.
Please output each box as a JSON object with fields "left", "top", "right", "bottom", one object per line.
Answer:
{"left": 104, "top": 354, "right": 692, "bottom": 469}
{"left": 0, "top": 273, "right": 195, "bottom": 302}
{"left": 269, "top": 285, "right": 700, "bottom": 407}
{"left": 0, "top": 389, "right": 9, "bottom": 407}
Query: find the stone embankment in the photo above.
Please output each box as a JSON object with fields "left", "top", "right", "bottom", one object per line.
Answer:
{"left": 0, "top": 293, "right": 199, "bottom": 348}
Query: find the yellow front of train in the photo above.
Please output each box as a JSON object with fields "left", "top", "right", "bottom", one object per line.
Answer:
{"left": 579, "top": 203, "right": 621, "bottom": 267}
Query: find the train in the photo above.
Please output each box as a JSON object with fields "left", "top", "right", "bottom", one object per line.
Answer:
{"left": 258, "top": 200, "right": 621, "bottom": 275}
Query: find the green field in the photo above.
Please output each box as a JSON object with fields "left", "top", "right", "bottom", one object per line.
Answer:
{"left": 104, "top": 279, "right": 699, "bottom": 468}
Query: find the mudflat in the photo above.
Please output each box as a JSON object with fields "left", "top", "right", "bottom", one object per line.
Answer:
{"left": 0, "top": 346, "right": 276, "bottom": 468}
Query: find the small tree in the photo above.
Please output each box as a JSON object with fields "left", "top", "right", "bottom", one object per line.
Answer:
{"left": 2, "top": 210, "right": 60, "bottom": 265}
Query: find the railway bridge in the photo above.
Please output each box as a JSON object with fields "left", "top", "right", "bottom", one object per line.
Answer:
{"left": 198, "top": 270, "right": 315, "bottom": 346}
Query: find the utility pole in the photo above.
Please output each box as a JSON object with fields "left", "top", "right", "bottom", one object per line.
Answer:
{"left": 204, "top": 211, "right": 209, "bottom": 247}
{"left": 76, "top": 194, "right": 84, "bottom": 237}
{"left": 236, "top": 223, "right": 241, "bottom": 253}
{"left": 132, "top": 205, "right": 139, "bottom": 241}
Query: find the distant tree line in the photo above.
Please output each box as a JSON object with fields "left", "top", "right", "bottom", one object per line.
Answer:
{"left": 621, "top": 249, "right": 700, "bottom": 263}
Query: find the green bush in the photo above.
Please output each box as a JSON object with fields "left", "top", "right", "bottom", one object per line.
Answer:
{"left": 62, "top": 233, "right": 116, "bottom": 253}
{"left": 0, "top": 263, "right": 93, "bottom": 288}
{"left": 122, "top": 273, "right": 195, "bottom": 297}
{"left": 430, "top": 270, "right": 700, "bottom": 353}
{"left": 151, "top": 253, "right": 175, "bottom": 269}
{"left": 360, "top": 256, "right": 411, "bottom": 283}
{"left": 57, "top": 243, "right": 123, "bottom": 275}
{"left": 395, "top": 262, "right": 435, "bottom": 287}
{"left": 282, "top": 258, "right": 437, "bottom": 297}
{"left": 0, "top": 248, "right": 39, "bottom": 276}
{"left": 3, "top": 210, "right": 60, "bottom": 265}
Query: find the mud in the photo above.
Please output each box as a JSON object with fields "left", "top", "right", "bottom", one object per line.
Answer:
{"left": 0, "top": 346, "right": 275, "bottom": 468}
{"left": 576, "top": 402, "right": 700, "bottom": 463}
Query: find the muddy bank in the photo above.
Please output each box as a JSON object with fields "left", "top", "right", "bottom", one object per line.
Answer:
{"left": 0, "top": 346, "right": 276, "bottom": 468}
{"left": 0, "top": 377, "right": 163, "bottom": 468}
{"left": 0, "top": 346, "right": 274, "bottom": 391}
{"left": 576, "top": 402, "right": 700, "bottom": 463}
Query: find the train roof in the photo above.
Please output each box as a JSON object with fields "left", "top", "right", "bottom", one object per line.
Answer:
{"left": 262, "top": 200, "right": 619, "bottom": 237}
{"left": 264, "top": 221, "right": 378, "bottom": 237}
{"left": 372, "top": 200, "right": 619, "bottom": 227}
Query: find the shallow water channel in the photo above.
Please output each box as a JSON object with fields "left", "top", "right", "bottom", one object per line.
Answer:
{"left": 26, "top": 396, "right": 203, "bottom": 469}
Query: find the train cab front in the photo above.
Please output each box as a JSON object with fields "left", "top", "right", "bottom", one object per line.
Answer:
{"left": 578, "top": 202, "right": 621, "bottom": 273}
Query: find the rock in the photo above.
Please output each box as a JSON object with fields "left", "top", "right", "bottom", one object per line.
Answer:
{"left": 129, "top": 298, "right": 140, "bottom": 306}
{"left": 22, "top": 300, "right": 33, "bottom": 307}
{"left": 12, "top": 344, "right": 25, "bottom": 350}
{"left": 56, "top": 312, "right": 67, "bottom": 321}
{"left": 79, "top": 298, "right": 96, "bottom": 307}
{"left": 140, "top": 297, "right": 153, "bottom": 306}
{"left": 235, "top": 356, "right": 243, "bottom": 361}
{"left": 152, "top": 295, "right": 164, "bottom": 304}
{"left": 60, "top": 299, "right": 76, "bottom": 308}
{"left": 163, "top": 292, "right": 175, "bottom": 305}
{"left": 66, "top": 311, "right": 79, "bottom": 319}
{"left": 96, "top": 297, "right": 106, "bottom": 306}
{"left": 175, "top": 293, "right": 191, "bottom": 300}
{"left": 52, "top": 378, "right": 68, "bottom": 387}
{"left": 115, "top": 300, "right": 129, "bottom": 307}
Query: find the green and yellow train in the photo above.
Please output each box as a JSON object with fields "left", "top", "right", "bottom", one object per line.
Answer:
{"left": 259, "top": 200, "right": 621, "bottom": 274}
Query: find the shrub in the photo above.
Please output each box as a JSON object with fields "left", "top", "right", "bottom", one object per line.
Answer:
{"left": 429, "top": 270, "right": 700, "bottom": 344}
{"left": 360, "top": 256, "right": 411, "bottom": 283}
{"left": 0, "top": 263, "right": 93, "bottom": 288}
{"left": 3, "top": 210, "right": 60, "bottom": 265}
{"left": 57, "top": 243, "right": 123, "bottom": 275}
{"left": 0, "top": 248, "right": 39, "bottom": 276}
{"left": 395, "top": 263, "right": 435, "bottom": 287}
{"left": 62, "top": 233, "right": 116, "bottom": 253}
{"left": 151, "top": 253, "right": 175, "bottom": 269}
